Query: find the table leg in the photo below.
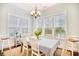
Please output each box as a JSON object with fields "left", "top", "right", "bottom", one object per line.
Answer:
{"left": 0, "top": 50, "right": 4, "bottom": 56}
{"left": 20, "top": 43, "right": 23, "bottom": 53}
{"left": 71, "top": 42, "right": 74, "bottom": 56}
{"left": 0, "top": 50, "right": 2, "bottom": 55}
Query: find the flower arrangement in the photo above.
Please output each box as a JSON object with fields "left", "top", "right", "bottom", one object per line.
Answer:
{"left": 34, "top": 28, "right": 42, "bottom": 39}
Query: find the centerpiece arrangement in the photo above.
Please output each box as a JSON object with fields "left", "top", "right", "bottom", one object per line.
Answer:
{"left": 34, "top": 28, "right": 42, "bottom": 39}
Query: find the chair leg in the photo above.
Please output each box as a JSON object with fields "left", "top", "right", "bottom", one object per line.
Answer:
{"left": 61, "top": 40, "right": 68, "bottom": 56}
{"left": 21, "top": 46, "right": 25, "bottom": 55}
{"left": 71, "top": 43, "right": 73, "bottom": 56}
{"left": 26, "top": 49, "right": 28, "bottom": 56}
{"left": 1, "top": 41, "right": 4, "bottom": 53}
{"left": 61, "top": 48, "right": 65, "bottom": 56}
{"left": 77, "top": 43, "right": 79, "bottom": 56}
{"left": 8, "top": 39, "right": 11, "bottom": 50}
{"left": 31, "top": 50, "right": 33, "bottom": 56}
{"left": 22, "top": 46, "right": 29, "bottom": 56}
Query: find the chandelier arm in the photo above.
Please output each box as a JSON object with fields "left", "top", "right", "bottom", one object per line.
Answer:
{"left": 31, "top": 4, "right": 41, "bottom": 19}
{"left": 35, "top": 5, "right": 37, "bottom": 14}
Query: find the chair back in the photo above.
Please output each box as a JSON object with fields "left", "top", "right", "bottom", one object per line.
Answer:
{"left": 30, "top": 38, "right": 39, "bottom": 51}
{"left": 22, "top": 38, "right": 28, "bottom": 47}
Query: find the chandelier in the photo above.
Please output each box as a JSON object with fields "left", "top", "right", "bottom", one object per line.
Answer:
{"left": 31, "top": 4, "right": 41, "bottom": 19}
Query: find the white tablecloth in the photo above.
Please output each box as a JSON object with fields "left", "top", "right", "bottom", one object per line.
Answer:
{"left": 38, "top": 38, "right": 59, "bottom": 56}
{"left": 22, "top": 37, "right": 59, "bottom": 56}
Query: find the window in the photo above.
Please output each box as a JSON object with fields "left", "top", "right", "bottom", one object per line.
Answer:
{"left": 8, "top": 15, "right": 28, "bottom": 36}
{"left": 19, "top": 18, "right": 28, "bottom": 34}
{"left": 44, "top": 16, "right": 53, "bottom": 35}
{"left": 54, "top": 14, "right": 66, "bottom": 38}
{"left": 8, "top": 15, "right": 18, "bottom": 36}
{"left": 32, "top": 13, "right": 67, "bottom": 38}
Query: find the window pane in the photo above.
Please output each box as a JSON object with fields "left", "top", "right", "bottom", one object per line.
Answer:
{"left": 19, "top": 18, "right": 28, "bottom": 28}
{"left": 8, "top": 15, "right": 17, "bottom": 27}
{"left": 8, "top": 27, "right": 17, "bottom": 36}
{"left": 44, "top": 16, "right": 52, "bottom": 28}
{"left": 37, "top": 17, "right": 44, "bottom": 27}
{"left": 8, "top": 15, "right": 28, "bottom": 36}
{"left": 54, "top": 14, "right": 65, "bottom": 27}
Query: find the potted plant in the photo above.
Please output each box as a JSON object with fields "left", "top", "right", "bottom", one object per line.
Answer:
{"left": 34, "top": 28, "right": 42, "bottom": 39}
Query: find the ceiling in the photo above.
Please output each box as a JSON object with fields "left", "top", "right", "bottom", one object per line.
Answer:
{"left": 11, "top": 3, "right": 56, "bottom": 11}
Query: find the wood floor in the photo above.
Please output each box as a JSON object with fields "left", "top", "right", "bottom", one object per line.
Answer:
{"left": 0, "top": 46, "right": 72, "bottom": 56}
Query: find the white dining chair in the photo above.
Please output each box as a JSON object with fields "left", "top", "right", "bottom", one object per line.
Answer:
{"left": 69, "top": 39, "right": 79, "bottom": 56}
{"left": 22, "top": 39, "right": 29, "bottom": 56}
{"left": 77, "top": 42, "right": 79, "bottom": 56}
{"left": 61, "top": 37, "right": 78, "bottom": 56}
{"left": 23, "top": 42, "right": 29, "bottom": 56}
{"left": 67, "top": 37, "right": 79, "bottom": 56}
{"left": 1, "top": 38, "right": 11, "bottom": 54}
{"left": 30, "top": 38, "right": 44, "bottom": 56}
{"left": 61, "top": 38, "right": 69, "bottom": 56}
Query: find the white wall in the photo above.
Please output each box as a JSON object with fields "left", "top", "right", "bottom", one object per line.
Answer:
{"left": 67, "top": 4, "right": 79, "bottom": 36}
{"left": 0, "top": 4, "right": 1, "bottom": 34}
